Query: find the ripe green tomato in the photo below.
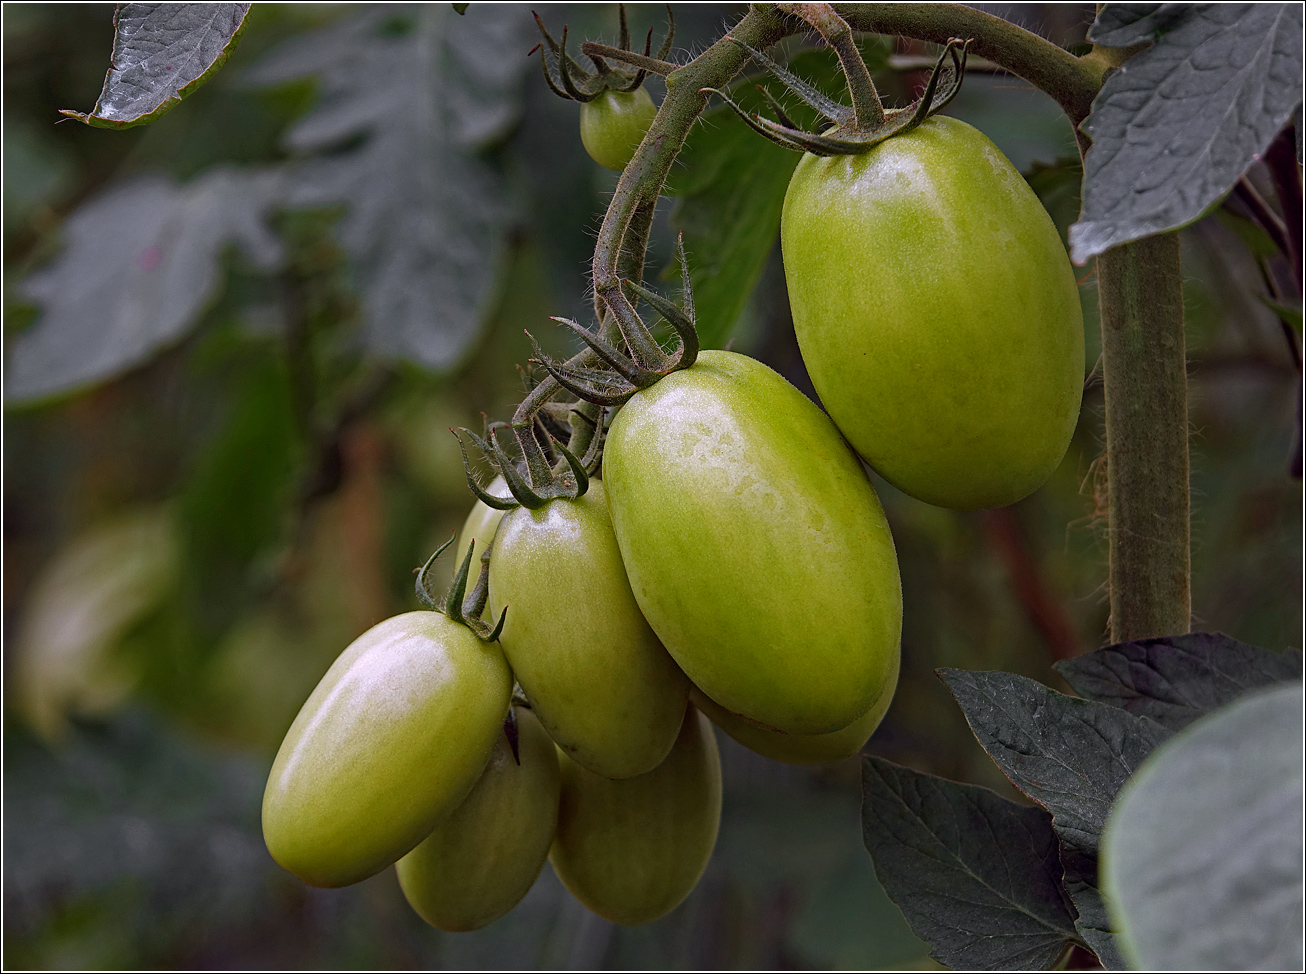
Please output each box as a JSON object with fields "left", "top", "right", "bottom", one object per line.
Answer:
{"left": 550, "top": 707, "right": 721, "bottom": 925}
{"left": 690, "top": 648, "right": 898, "bottom": 764}
{"left": 396, "top": 706, "right": 560, "bottom": 932}
{"left": 579, "top": 87, "right": 657, "bottom": 171}
{"left": 489, "top": 479, "right": 689, "bottom": 779}
{"left": 458, "top": 474, "right": 511, "bottom": 567}
{"left": 781, "top": 115, "right": 1084, "bottom": 510}
{"left": 262, "top": 611, "right": 512, "bottom": 888}
{"left": 603, "top": 349, "right": 901, "bottom": 735}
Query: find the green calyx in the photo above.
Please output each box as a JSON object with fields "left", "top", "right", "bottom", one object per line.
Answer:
{"left": 414, "top": 536, "right": 507, "bottom": 643}
{"left": 456, "top": 412, "right": 602, "bottom": 511}
{"left": 531, "top": 234, "right": 699, "bottom": 408}
{"left": 707, "top": 35, "right": 972, "bottom": 157}
{"left": 533, "top": 4, "right": 676, "bottom": 103}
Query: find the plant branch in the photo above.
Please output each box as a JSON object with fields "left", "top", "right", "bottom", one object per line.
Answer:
{"left": 580, "top": 42, "right": 677, "bottom": 77}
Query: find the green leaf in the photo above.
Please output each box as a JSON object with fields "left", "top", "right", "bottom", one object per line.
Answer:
{"left": 60, "top": 3, "right": 251, "bottom": 129}
{"left": 1260, "top": 295, "right": 1304, "bottom": 334}
{"left": 244, "top": 3, "right": 528, "bottom": 370}
{"left": 938, "top": 669, "right": 1175, "bottom": 969}
{"left": 1069, "top": 4, "right": 1304, "bottom": 262}
{"left": 1055, "top": 632, "right": 1303, "bottom": 731}
{"left": 7, "top": 169, "right": 283, "bottom": 403}
{"left": 860, "top": 757, "right": 1080, "bottom": 970}
{"left": 1102, "top": 682, "right": 1304, "bottom": 970}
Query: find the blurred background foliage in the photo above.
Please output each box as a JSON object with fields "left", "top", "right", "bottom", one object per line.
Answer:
{"left": 3, "top": 3, "right": 1300, "bottom": 969}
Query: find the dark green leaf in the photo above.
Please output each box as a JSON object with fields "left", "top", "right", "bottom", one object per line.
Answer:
{"left": 861, "top": 757, "right": 1079, "bottom": 970}
{"left": 60, "top": 3, "right": 251, "bottom": 129}
{"left": 7, "top": 169, "right": 283, "bottom": 403}
{"left": 1055, "top": 631, "right": 1304, "bottom": 731}
{"left": 244, "top": 3, "right": 527, "bottom": 370}
{"left": 1070, "top": 4, "right": 1304, "bottom": 262}
{"left": 1102, "top": 682, "right": 1304, "bottom": 970}
{"left": 938, "top": 669, "right": 1175, "bottom": 968}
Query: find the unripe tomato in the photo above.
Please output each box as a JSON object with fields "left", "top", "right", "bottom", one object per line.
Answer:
{"left": 602, "top": 350, "right": 901, "bottom": 735}
{"left": 780, "top": 115, "right": 1084, "bottom": 510}
{"left": 396, "top": 706, "right": 560, "bottom": 932}
{"left": 262, "top": 611, "right": 512, "bottom": 888}
{"left": 579, "top": 87, "right": 657, "bottom": 171}
{"left": 458, "top": 474, "right": 511, "bottom": 566}
{"left": 489, "top": 479, "right": 689, "bottom": 779}
{"left": 550, "top": 706, "right": 721, "bottom": 925}
{"left": 691, "top": 648, "right": 898, "bottom": 764}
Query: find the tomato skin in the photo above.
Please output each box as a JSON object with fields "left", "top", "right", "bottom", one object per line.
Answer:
{"left": 458, "top": 475, "right": 511, "bottom": 566}
{"left": 489, "top": 479, "right": 689, "bottom": 779}
{"left": 262, "top": 611, "right": 512, "bottom": 888}
{"left": 396, "top": 706, "right": 560, "bottom": 932}
{"left": 549, "top": 707, "right": 721, "bottom": 925}
{"left": 780, "top": 116, "right": 1084, "bottom": 510}
{"left": 603, "top": 349, "right": 901, "bottom": 736}
{"left": 579, "top": 87, "right": 657, "bottom": 171}
{"left": 691, "top": 647, "right": 898, "bottom": 764}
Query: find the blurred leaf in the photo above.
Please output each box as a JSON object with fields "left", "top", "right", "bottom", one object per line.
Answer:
{"left": 860, "top": 757, "right": 1079, "bottom": 970}
{"left": 1055, "top": 631, "right": 1304, "bottom": 731}
{"left": 938, "top": 669, "right": 1175, "bottom": 969}
{"left": 7, "top": 168, "right": 283, "bottom": 403}
{"left": 1260, "top": 295, "right": 1303, "bottom": 335}
{"left": 1102, "top": 682, "right": 1304, "bottom": 970}
{"left": 243, "top": 2, "right": 528, "bottom": 371}
{"left": 11, "top": 508, "right": 181, "bottom": 741}
{"left": 60, "top": 3, "right": 252, "bottom": 129}
{"left": 1071, "top": 4, "right": 1304, "bottom": 262}
{"left": 665, "top": 43, "right": 889, "bottom": 350}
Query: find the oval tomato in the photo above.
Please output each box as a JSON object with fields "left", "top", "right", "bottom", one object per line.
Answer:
{"left": 550, "top": 706, "right": 721, "bottom": 925}
{"left": 579, "top": 87, "right": 657, "bottom": 171}
{"left": 489, "top": 479, "right": 689, "bottom": 779}
{"left": 602, "top": 349, "right": 901, "bottom": 735}
{"left": 396, "top": 705, "right": 560, "bottom": 931}
{"left": 262, "top": 611, "right": 512, "bottom": 888}
{"left": 458, "top": 474, "right": 511, "bottom": 566}
{"left": 780, "top": 115, "right": 1084, "bottom": 510}
{"left": 691, "top": 648, "right": 898, "bottom": 764}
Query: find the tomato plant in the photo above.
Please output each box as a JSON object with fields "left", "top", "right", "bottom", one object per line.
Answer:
{"left": 488, "top": 480, "right": 689, "bottom": 779}
{"left": 396, "top": 705, "right": 560, "bottom": 932}
{"left": 781, "top": 115, "right": 1084, "bottom": 510}
{"left": 602, "top": 350, "right": 902, "bottom": 736}
{"left": 549, "top": 706, "right": 722, "bottom": 926}
{"left": 261, "top": 610, "right": 511, "bottom": 888}
{"left": 579, "top": 87, "right": 658, "bottom": 172}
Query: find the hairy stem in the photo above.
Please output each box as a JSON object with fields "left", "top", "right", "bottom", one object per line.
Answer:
{"left": 1096, "top": 235, "right": 1191, "bottom": 641}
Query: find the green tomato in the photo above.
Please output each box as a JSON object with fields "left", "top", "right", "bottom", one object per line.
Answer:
{"left": 550, "top": 706, "right": 721, "bottom": 925}
{"left": 780, "top": 115, "right": 1084, "bottom": 510}
{"left": 458, "top": 474, "right": 511, "bottom": 567}
{"left": 489, "top": 479, "right": 689, "bottom": 779}
{"left": 579, "top": 87, "right": 658, "bottom": 171}
{"left": 262, "top": 611, "right": 512, "bottom": 888}
{"left": 396, "top": 705, "right": 560, "bottom": 932}
{"left": 690, "top": 648, "right": 898, "bottom": 764}
{"left": 603, "top": 349, "right": 902, "bottom": 736}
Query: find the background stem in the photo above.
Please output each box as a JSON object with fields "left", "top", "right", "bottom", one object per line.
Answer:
{"left": 1096, "top": 235, "right": 1191, "bottom": 641}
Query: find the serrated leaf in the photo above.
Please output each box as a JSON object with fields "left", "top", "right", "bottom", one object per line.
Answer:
{"left": 1069, "top": 4, "right": 1304, "bottom": 262}
{"left": 61, "top": 3, "right": 251, "bottom": 129}
{"left": 1102, "top": 682, "right": 1304, "bottom": 970}
{"left": 1055, "top": 631, "right": 1304, "bottom": 731}
{"left": 243, "top": 3, "right": 527, "bottom": 371}
{"left": 938, "top": 669, "right": 1175, "bottom": 969}
{"left": 6, "top": 168, "right": 283, "bottom": 403}
{"left": 860, "top": 757, "right": 1079, "bottom": 970}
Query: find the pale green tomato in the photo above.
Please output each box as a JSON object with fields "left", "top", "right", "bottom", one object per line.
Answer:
{"left": 396, "top": 706, "right": 560, "bottom": 932}
{"left": 262, "top": 611, "right": 512, "bottom": 888}
{"left": 603, "top": 350, "right": 902, "bottom": 735}
{"left": 691, "top": 648, "right": 898, "bottom": 764}
{"left": 549, "top": 707, "right": 721, "bottom": 925}
{"left": 489, "top": 479, "right": 689, "bottom": 779}
{"left": 457, "top": 475, "right": 511, "bottom": 567}
{"left": 579, "top": 87, "right": 657, "bottom": 171}
{"left": 781, "top": 115, "right": 1084, "bottom": 510}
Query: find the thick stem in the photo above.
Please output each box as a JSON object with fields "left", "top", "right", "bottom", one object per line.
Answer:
{"left": 1096, "top": 235, "right": 1191, "bottom": 641}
